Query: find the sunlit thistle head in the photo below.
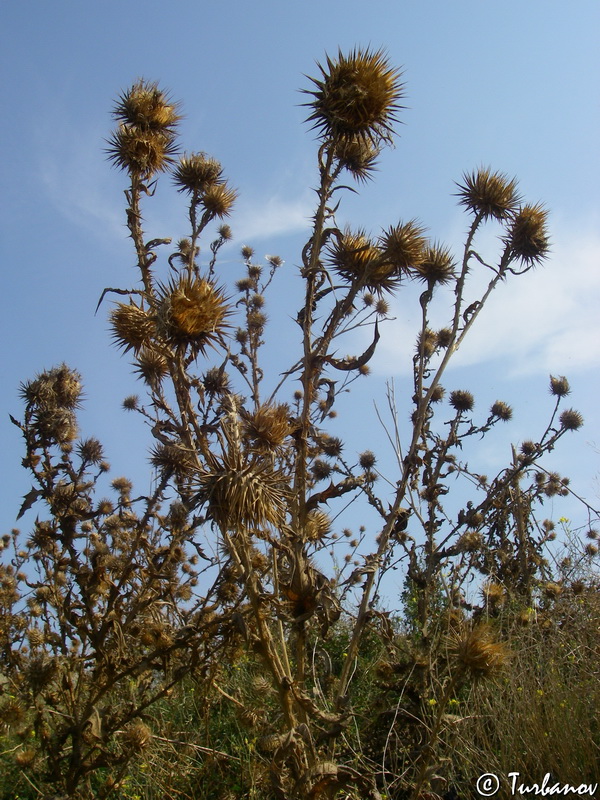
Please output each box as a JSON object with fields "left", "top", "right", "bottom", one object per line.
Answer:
{"left": 304, "top": 47, "right": 405, "bottom": 147}
{"left": 456, "top": 167, "right": 521, "bottom": 221}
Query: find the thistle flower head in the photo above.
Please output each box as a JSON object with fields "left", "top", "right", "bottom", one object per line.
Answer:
{"left": 20, "top": 364, "right": 83, "bottom": 412}
{"left": 549, "top": 375, "right": 570, "bottom": 397}
{"left": 242, "top": 403, "right": 291, "bottom": 450}
{"left": 414, "top": 243, "right": 456, "bottom": 286}
{"left": 379, "top": 220, "right": 427, "bottom": 273}
{"left": 305, "top": 509, "right": 332, "bottom": 541}
{"left": 506, "top": 203, "right": 550, "bottom": 266}
{"left": 456, "top": 168, "right": 521, "bottom": 220}
{"left": 108, "top": 80, "right": 180, "bottom": 178}
{"left": 157, "top": 276, "right": 230, "bottom": 354}
{"left": 134, "top": 347, "right": 168, "bottom": 386}
{"left": 110, "top": 302, "right": 156, "bottom": 353}
{"left": 201, "top": 182, "right": 237, "bottom": 219}
{"left": 113, "top": 79, "right": 180, "bottom": 132}
{"left": 449, "top": 390, "right": 475, "bottom": 413}
{"left": 196, "top": 443, "right": 290, "bottom": 531}
{"left": 107, "top": 125, "right": 178, "bottom": 178}
{"left": 447, "top": 622, "right": 510, "bottom": 680}
{"left": 559, "top": 408, "right": 584, "bottom": 431}
{"left": 304, "top": 47, "right": 405, "bottom": 147}
{"left": 173, "top": 152, "right": 223, "bottom": 194}
{"left": 334, "top": 135, "right": 380, "bottom": 182}
{"left": 490, "top": 400, "right": 513, "bottom": 421}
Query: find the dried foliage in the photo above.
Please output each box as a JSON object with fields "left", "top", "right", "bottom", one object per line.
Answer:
{"left": 2, "top": 48, "right": 598, "bottom": 800}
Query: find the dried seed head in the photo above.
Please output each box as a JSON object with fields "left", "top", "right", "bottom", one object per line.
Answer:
{"left": 173, "top": 152, "right": 222, "bottom": 194}
{"left": 447, "top": 623, "right": 510, "bottom": 679}
{"left": 543, "top": 581, "right": 562, "bottom": 599}
{"left": 110, "top": 302, "right": 156, "bottom": 353}
{"left": 107, "top": 124, "right": 178, "bottom": 178}
{"left": 334, "top": 136, "right": 380, "bottom": 182}
{"left": 113, "top": 79, "right": 180, "bottom": 132}
{"left": 1, "top": 697, "right": 26, "bottom": 727}
{"left": 150, "top": 442, "right": 195, "bottom": 476}
{"left": 449, "top": 390, "right": 475, "bottom": 413}
{"left": 481, "top": 581, "right": 505, "bottom": 607}
{"left": 108, "top": 80, "right": 179, "bottom": 177}
{"left": 196, "top": 444, "right": 290, "bottom": 531}
{"left": 507, "top": 203, "right": 550, "bottom": 266}
{"left": 320, "top": 435, "right": 343, "bottom": 457}
{"left": 203, "top": 366, "right": 230, "bottom": 395}
{"left": 201, "top": 182, "right": 237, "bottom": 218}
{"left": 549, "top": 375, "right": 570, "bottom": 397}
{"left": 520, "top": 440, "right": 537, "bottom": 456}
{"left": 304, "top": 47, "right": 404, "bottom": 147}
{"left": 122, "top": 721, "right": 152, "bottom": 752}
{"left": 430, "top": 384, "right": 446, "bottom": 403}
{"left": 134, "top": 347, "right": 168, "bottom": 386}
{"left": 77, "top": 437, "right": 104, "bottom": 464}
{"left": 375, "top": 298, "right": 389, "bottom": 316}
{"left": 20, "top": 364, "right": 83, "bottom": 410}
{"left": 414, "top": 243, "right": 456, "bottom": 286}
{"left": 417, "top": 328, "right": 438, "bottom": 359}
{"left": 456, "top": 168, "right": 520, "bottom": 220}
{"left": 436, "top": 328, "right": 453, "bottom": 348}
{"left": 329, "top": 229, "right": 397, "bottom": 292}
{"left": 14, "top": 748, "right": 36, "bottom": 768}
{"left": 305, "top": 509, "right": 332, "bottom": 541}
{"left": 311, "top": 459, "right": 332, "bottom": 481}
{"left": 559, "top": 408, "right": 583, "bottom": 431}
{"left": 379, "top": 220, "right": 427, "bottom": 274}
{"left": 457, "top": 530, "right": 484, "bottom": 553}
{"left": 243, "top": 403, "right": 291, "bottom": 449}
{"left": 36, "top": 408, "right": 78, "bottom": 443}
{"left": 359, "top": 450, "right": 377, "bottom": 470}
{"left": 490, "top": 401, "right": 513, "bottom": 421}
{"left": 158, "top": 276, "right": 230, "bottom": 353}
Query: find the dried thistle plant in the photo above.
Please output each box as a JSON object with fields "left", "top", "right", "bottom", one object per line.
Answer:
{"left": 3, "top": 50, "right": 596, "bottom": 800}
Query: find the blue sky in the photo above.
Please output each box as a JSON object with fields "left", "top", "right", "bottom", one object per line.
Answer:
{"left": 1, "top": 0, "right": 599, "bottom": 549}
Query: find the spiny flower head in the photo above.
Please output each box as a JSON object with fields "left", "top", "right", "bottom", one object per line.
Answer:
{"left": 447, "top": 622, "right": 510, "bottom": 680}
{"left": 304, "top": 47, "right": 405, "bottom": 147}
{"left": 196, "top": 444, "right": 290, "bottom": 531}
{"left": 329, "top": 229, "right": 398, "bottom": 292}
{"left": 20, "top": 364, "right": 83, "bottom": 411}
{"left": 107, "top": 80, "right": 180, "bottom": 178}
{"left": 559, "top": 408, "right": 583, "bottom": 431}
{"left": 456, "top": 167, "right": 521, "bottom": 221}
{"left": 242, "top": 403, "right": 291, "bottom": 450}
{"left": 379, "top": 220, "right": 427, "bottom": 274}
{"left": 110, "top": 302, "right": 156, "bottom": 353}
{"left": 490, "top": 401, "right": 513, "bottom": 421}
{"left": 334, "top": 136, "right": 380, "bottom": 182}
{"left": 113, "top": 79, "right": 180, "bottom": 132}
{"left": 414, "top": 242, "right": 456, "bottom": 286}
{"left": 157, "top": 276, "right": 230, "bottom": 354}
{"left": 549, "top": 375, "right": 570, "bottom": 397}
{"left": 173, "top": 152, "right": 223, "bottom": 194}
{"left": 506, "top": 203, "right": 550, "bottom": 266}
{"left": 449, "top": 389, "right": 475, "bottom": 413}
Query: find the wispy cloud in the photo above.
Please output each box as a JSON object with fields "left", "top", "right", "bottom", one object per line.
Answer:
{"left": 39, "top": 118, "right": 126, "bottom": 242}
{"left": 233, "top": 192, "right": 313, "bottom": 242}
{"left": 373, "top": 218, "right": 600, "bottom": 378}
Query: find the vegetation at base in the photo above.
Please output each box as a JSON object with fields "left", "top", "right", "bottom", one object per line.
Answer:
{"left": 1, "top": 49, "right": 598, "bottom": 799}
